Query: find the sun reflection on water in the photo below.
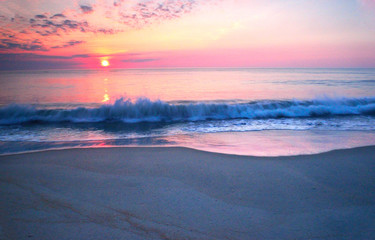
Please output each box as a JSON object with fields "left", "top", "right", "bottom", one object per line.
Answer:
{"left": 102, "top": 78, "right": 110, "bottom": 102}
{"left": 102, "top": 93, "right": 110, "bottom": 102}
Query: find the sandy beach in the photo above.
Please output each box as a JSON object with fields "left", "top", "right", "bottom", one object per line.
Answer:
{"left": 1, "top": 146, "right": 375, "bottom": 240}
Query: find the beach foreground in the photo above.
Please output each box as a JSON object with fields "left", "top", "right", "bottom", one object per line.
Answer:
{"left": 1, "top": 146, "right": 375, "bottom": 240}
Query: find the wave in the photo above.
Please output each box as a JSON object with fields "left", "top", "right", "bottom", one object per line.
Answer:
{"left": 1, "top": 97, "right": 375, "bottom": 125}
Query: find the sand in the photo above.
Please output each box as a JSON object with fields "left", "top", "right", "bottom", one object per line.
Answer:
{"left": 0, "top": 146, "right": 374, "bottom": 240}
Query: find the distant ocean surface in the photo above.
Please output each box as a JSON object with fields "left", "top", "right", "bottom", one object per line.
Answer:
{"left": 1, "top": 68, "right": 375, "bottom": 156}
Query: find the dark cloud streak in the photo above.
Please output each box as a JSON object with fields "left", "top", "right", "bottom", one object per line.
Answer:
{"left": 0, "top": 53, "right": 90, "bottom": 60}
{"left": 80, "top": 5, "right": 94, "bottom": 14}
{"left": 35, "top": 14, "right": 47, "bottom": 19}
{"left": 51, "top": 40, "right": 85, "bottom": 49}
{"left": 51, "top": 14, "right": 65, "bottom": 19}
{"left": 0, "top": 53, "right": 90, "bottom": 70}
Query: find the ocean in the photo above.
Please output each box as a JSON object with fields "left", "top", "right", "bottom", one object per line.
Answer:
{"left": 0, "top": 68, "right": 374, "bottom": 156}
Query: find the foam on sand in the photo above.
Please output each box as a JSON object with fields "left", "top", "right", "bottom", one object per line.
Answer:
{"left": 1, "top": 146, "right": 375, "bottom": 239}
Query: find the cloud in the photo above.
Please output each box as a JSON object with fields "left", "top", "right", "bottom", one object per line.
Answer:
{"left": 80, "top": 5, "right": 93, "bottom": 14}
{"left": 0, "top": 53, "right": 90, "bottom": 60}
{"left": 95, "top": 28, "right": 116, "bottom": 34}
{"left": 0, "top": 59, "right": 80, "bottom": 70}
{"left": 0, "top": 52, "right": 91, "bottom": 70}
{"left": 35, "top": 14, "right": 47, "bottom": 19}
{"left": 50, "top": 14, "right": 65, "bottom": 19}
{"left": 114, "top": 0, "right": 198, "bottom": 28}
{"left": 0, "top": 0, "right": 210, "bottom": 53}
{"left": 51, "top": 40, "right": 85, "bottom": 49}
{"left": 0, "top": 38, "right": 47, "bottom": 51}
{"left": 29, "top": 18, "right": 89, "bottom": 36}
{"left": 0, "top": 36, "right": 85, "bottom": 51}
{"left": 32, "top": 53, "right": 90, "bottom": 59}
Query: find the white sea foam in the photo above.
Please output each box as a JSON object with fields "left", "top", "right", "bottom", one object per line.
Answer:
{"left": 1, "top": 97, "right": 375, "bottom": 125}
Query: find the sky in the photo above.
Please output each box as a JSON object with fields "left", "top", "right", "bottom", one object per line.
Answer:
{"left": 1, "top": 0, "right": 375, "bottom": 70}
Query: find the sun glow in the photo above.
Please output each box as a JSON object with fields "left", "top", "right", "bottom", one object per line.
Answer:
{"left": 101, "top": 60, "right": 110, "bottom": 67}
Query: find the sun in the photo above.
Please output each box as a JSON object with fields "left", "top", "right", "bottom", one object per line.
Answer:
{"left": 101, "top": 60, "right": 109, "bottom": 67}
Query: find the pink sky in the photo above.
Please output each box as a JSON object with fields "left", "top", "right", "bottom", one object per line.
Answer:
{"left": 1, "top": 0, "right": 375, "bottom": 69}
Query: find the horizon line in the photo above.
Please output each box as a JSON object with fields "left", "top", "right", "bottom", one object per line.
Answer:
{"left": 2, "top": 66, "right": 375, "bottom": 72}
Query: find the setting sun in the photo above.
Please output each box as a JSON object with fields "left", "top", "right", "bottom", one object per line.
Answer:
{"left": 101, "top": 60, "right": 109, "bottom": 67}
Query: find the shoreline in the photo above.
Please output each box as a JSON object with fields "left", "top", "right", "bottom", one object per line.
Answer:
{"left": 1, "top": 146, "right": 375, "bottom": 239}
{"left": 1, "top": 143, "right": 375, "bottom": 158}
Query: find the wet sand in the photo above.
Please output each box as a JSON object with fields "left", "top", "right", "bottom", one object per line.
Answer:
{"left": 1, "top": 146, "right": 375, "bottom": 239}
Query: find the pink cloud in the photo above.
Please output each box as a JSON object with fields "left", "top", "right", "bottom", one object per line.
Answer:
{"left": 0, "top": 0, "right": 209, "bottom": 52}
{"left": 358, "top": 0, "right": 375, "bottom": 10}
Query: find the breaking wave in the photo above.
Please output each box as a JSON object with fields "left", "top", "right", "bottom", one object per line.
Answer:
{"left": 1, "top": 97, "right": 375, "bottom": 125}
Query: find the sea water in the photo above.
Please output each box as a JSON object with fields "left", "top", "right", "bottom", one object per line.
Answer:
{"left": 0, "top": 68, "right": 374, "bottom": 155}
